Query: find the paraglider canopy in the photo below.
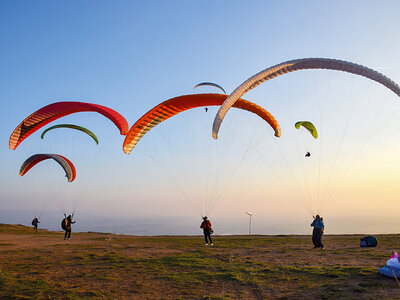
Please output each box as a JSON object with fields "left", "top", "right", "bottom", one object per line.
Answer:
{"left": 295, "top": 121, "right": 318, "bottom": 139}
{"left": 41, "top": 124, "right": 99, "bottom": 144}
{"left": 194, "top": 82, "right": 226, "bottom": 94}
{"left": 9, "top": 101, "right": 129, "bottom": 150}
{"left": 212, "top": 57, "right": 400, "bottom": 139}
{"left": 123, "top": 93, "right": 281, "bottom": 154}
{"left": 19, "top": 153, "right": 77, "bottom": 182}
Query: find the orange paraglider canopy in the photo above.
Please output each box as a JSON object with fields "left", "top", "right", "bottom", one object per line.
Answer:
{"left": 9, "top": 101, "right": 129, "bottom": 150}
{"left": 123, "top": 93, "right": 281, "bottom": 154}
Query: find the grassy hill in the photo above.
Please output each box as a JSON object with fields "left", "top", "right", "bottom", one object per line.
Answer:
{"left": 0, "top": 223, "right": 399, "bottom": 299}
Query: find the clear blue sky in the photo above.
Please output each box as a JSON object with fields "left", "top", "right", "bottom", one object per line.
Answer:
{"left": 2, "top": 1, "right": 400, "bottom": 234}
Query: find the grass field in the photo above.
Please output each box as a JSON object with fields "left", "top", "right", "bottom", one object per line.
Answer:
{"left": 0, "top": 224, "right": 399, "bottom": 299}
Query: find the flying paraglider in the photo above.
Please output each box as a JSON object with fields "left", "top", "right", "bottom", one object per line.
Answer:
{"left": 9, "top": 101, "right": 129, "bottom": 150}
{"left": 123, "top": 93, "right": 281, "bottom": 154}
{"left": 295, "top": 121, "right": 318, "bottom": 139}
{"left": 41, "top": 124, "right": 99, "bottom": 145}
{"left": 194, "top": 82, "right": 226, "bottom": 94}
{"left": 19, "top": 154, "right": 76, "bottom": 182}
{"left": 212, "top": 58, "right": 400, "bottom": 139}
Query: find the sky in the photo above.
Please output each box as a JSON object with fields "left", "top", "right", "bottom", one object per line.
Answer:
{"left": 1, "top": 0, "right": 400, "bottom": 235}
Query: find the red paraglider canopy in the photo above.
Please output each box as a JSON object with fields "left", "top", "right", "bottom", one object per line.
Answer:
{"left": 9, "top": 101, "right": 129, "bottom": 150}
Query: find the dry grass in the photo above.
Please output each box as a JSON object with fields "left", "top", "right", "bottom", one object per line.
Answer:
{"left": 0, "top": 224, "right": 399, "bottom": 299}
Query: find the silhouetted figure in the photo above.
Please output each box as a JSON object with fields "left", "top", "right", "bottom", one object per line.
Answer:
{"left": 311, "top": 215, "right": 324, "bottom": 249}
{"left": 61, "top": 215, "right": 76, "bottom": 240}
{"left": 204, "top": 107, "right": 208, "bottom": 112}
{"left": 305, "top": 152, "right": 311, "bottom": 157}
{"left": 200, "top": 216, "right": 213, "bottom": 246}
{"left": 32, "top": 217, "right": 39, "bottom": 232}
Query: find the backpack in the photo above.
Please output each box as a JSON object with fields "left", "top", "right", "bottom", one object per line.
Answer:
{"left": 32, "top": 219, "right": 36, "bottom": 226}
{"left": 61, "top": 218, "right": 67, "bottom": 230}
{"left": 360, "top": 236, "right": 378, "bottom": 247}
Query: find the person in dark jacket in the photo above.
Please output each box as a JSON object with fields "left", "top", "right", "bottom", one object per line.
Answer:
{"left": 63, "top": 215, "right": 76, "bottom": 240}
{"left": 311, "top": 215, "right": 324, "bottom": 249}
{"left": 200, "top": 216, "right": 213, "bottom": 246}
{"left": 32, "top": 217, "right": 39, "bottom": 232}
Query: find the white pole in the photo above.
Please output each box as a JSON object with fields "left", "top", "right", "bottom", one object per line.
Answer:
{"left": 249, "top": 215, "right": 252, "bottom": 235}
{"left": 245, "top": 212, "right": 252, "bottom": 235}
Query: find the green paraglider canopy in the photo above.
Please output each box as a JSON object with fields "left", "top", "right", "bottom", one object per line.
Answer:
{"left": 41, "top": 124, "right": 99, "bottom": 144}
{"left": 295, "top": 121, "right": 318, "bottom": 139}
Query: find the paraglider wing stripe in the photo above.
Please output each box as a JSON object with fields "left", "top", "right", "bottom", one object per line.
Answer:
{"left": 124, "top": 110, "right": 165, "bottom": 145}
{"left": 19, "top": 153, "right": 76, "bottom": 182}
{"left": 233, "top": 100, "right": 281, "bottom": 138}
{"left": 213, "top": 58, "right": 400, "bottom": 139}
{"left": 10, "top": 115, "right": 61, "bottom": 150}
{"left": 123, "top": 93, "right": 281, "bottom": 154}
{"left": 41, "top": 124, "right": 99, "bottom": 144}
{"left": 9, "top": 102, "right": 129, "bottom": 150}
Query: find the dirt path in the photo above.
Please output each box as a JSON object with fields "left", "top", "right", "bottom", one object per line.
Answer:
{"left": 0, "top": 230, "right": 98, "bottom": 249}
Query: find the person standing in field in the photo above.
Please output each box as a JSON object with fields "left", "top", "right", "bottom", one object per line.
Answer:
{"left": 311, "top": 215, "right": 324, "bottom": 249}
{"left": 200, "top": 216, "right": 213, "bottom": 246}
{"left": 62, "top": 215, "right": 76, "bottom": 240}
{"left": 32, "top": 217, "right": 39, "bottom": 232}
